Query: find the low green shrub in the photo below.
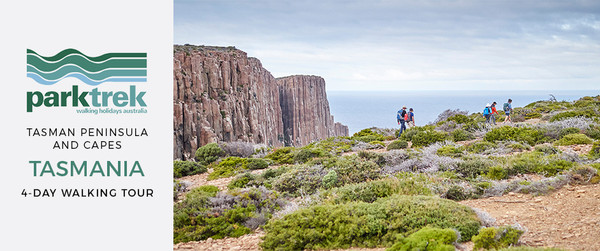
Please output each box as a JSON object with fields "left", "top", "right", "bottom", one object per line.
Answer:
{"left": 573, "top": 96, "right": 600, "bottom": 108}
{"left": 559, "top": 127, "right": 581, "bottom": 138}
{"left": 454, "top": 158, "right": 492, "bottom": 179}
{"left": 472, "top": 226, "right": 524, "bottom": 250}
{"left": 476, "top": 181, "right": 492, "bottom": 189}
{"left": 321, "top": 178, "right": 431, "bottom": 204}
{"left": 466, "top": 141, "right": 497, "bottom": 154}
{"left": 534, "top": 145, "right": 559, "bottom": 155}
{"left": 584, "top": 126, "right": 600, "bottom": 140}
{"left": 352, "top": 128, "right": 380, "bottom": 137}
{"left": 272, "top": 165, "right": 326, "bottom": 195}
{"left": 590, "top": 141, "right": 600, "bottom": 159}
{"left": 354, "top": 135, "right": 383, "bottom": 143}
{"left": 324, "top": 179, "right": 395, "bottom": 203}
{"left": 387, "top": 140, "right": 409, "bottom": 150}
{"left": 524, "top": 112, "right": 542, "bottom": 119}
{"left": 369, "top": 140, "right": 386, "bottom": 148}
{"left": 509, "top": 152, "right": 574, "bottom": 176}
{"left": 174, "top": 187, "right": 282, "bottom": 244}
{"left": 510, "top": 152, "right": 543, "bottom": 175}
{"left": 310, "top": 137, "right": 356, "bottom": 154}
{"left": 294, "top": 148, "right": 329, "bottom": 163}
{"left": 208, "top": 157, "right": 247, "bottom": 180}
{"left": 484, "top": 126, "right": 546, "bottom": 145}
{"left": 358, "top": 151, "right": 386, "bottom": 166}
{"left": 174, "top": 160, "right": 207, "bottom": 178}
{"left": 384, "top": 135, "right": 398, "bottom": 141}
{"left": 188, "top": 185, "right": 220, "bottom": 198}
{"left": 246, "top": 158, "right": 269, "bottom": 170}
{"left": 463, "top": 121, "right": 484, "bottom": 132}
{"left": 399, "top": 126, "right": 434, "bottom": 141}
{"left": 445, "top": 185, "right": 471, "bottom": 201}
{"left": 507, "top": 143, "right": 529, "bottom": 152}
{"left": 447, "top": 114, "right": 472, "bottom": 124}
{"left": 261, "top": 195, "right": 481, "bottom": 250}
{"left": 321, "top": 170, "right": 338, "bottom": 189}
{"left": 411, "top": 130, "right": 449, "bottom": 147}
{"left": 486, "top": 166, "right": 508, "bottom": 180}
{"left": 272, "top": 154, "right": 381, "bottom": 194}
{"left": 554, "top": 133, "right": 593, "bottom": 146}
{"left": 228, "top": 173, "right": 255, "bottom": 190}
{"left": 306, "top": 156, "right": 341, "bottom": 168}
{"left": 352, "top": 128, "right": 386, "bottom": 142}
{"left": 437, "top": 145, "right": 464, "bottom": 157}
{"left": 332, "top": 156, "right": 381, "bottom": 185}
{"left": 264, "top": 147, "right": 295, "bottom": 164}
{"left": 261, "top": 165, "right": 292, "bottom": 180}
{"left": 387, "top": 227, "right": 457, "bottom": 251}
{"left": 524, "top": 100, "right": 572, "bottom": 113}
{"left": 550, "top": 110, "right": 597, "bottom": 122}
{"left": 451, "top": 128, "right": 474, "bottom": 142}
{"left": 195, "top": 143, "right": 225, "bottom": 165}
{"left": 519, "top": 180, "right": 532, "bottom": 186}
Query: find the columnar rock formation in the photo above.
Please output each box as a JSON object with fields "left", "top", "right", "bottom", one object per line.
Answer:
{"left": 173, "top": 45, "right": 348, "bottom": 160}
{"left": 276, "top": 75, "right": 348, "bottom": 146}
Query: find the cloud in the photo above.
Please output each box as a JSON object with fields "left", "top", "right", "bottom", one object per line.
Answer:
{"left": 175, "top": 0, "right": 600, "bottom": 90}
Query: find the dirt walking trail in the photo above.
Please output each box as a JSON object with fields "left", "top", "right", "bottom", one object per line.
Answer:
{"left": 461, "top": 183, "right": 600, "bottom": 251}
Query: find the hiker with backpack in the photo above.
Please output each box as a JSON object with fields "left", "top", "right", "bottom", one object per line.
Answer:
{"left": 397, "top": 106, "right": 408, "bottom": 137}
{"left": 407, "top": 108, "right": 415, "bottom": 127}
{"left": 503, "top": 99, "right": 513, "bottom": 123}
{"left": 483, "top": 103, "right": 492, "bottom": 124}
{"left": 490, "top": 102, "right": 499, "bottom": 125}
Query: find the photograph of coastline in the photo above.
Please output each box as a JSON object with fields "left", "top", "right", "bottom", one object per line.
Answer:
{"left": 172, "top": 1, "right": 600, "bottom": 250}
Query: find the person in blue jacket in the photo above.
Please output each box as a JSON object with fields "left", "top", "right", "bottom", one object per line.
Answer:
{"left": 503, "top": 99, "right": 513, "bottom": 123}
{"left": 407, "top": 108, "right": 415, "bottom": 127}
{"left": 397, "top": 106, "right": 407, "bottom": 137}
{"left": 483, "top": 103, "right": 492, "bottom": 124}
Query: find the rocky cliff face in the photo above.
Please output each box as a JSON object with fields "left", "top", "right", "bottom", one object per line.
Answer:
{"left": 173, "top": 45, "right": 348, "bottom": 160}
{"left": 276, "top": 75, "right": 348, "bottom": 146}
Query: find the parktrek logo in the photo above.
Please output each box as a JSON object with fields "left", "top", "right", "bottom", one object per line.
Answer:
{"left": 27, "top": 49, "right": 146, "bottom": 85}
{"left": 26, "top": 49, "right": 148, "bottom": 114}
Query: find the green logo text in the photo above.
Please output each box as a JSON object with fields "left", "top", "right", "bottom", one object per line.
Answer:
{"left": 26, "top": 85, "right": 146, "bottom": 112}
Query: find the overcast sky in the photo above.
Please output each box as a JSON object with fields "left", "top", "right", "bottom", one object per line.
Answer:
{"left": 175, "top": 0, "right": 600, "bottom": 91}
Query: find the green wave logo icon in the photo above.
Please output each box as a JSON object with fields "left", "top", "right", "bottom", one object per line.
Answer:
{"left": 26, "top": 49, "right": 147, "bottom": 85}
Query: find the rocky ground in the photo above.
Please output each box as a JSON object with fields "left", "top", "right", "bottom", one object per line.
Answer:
{"left": 174, "top": 230, "right": 265, "bottom": 251}
{"left": 461, "top": 184, "right": 600, "bottom": 251}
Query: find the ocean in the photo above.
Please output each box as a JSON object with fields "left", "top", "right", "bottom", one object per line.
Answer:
{"left": 327, "top": 90, "right": 599, "bottom": 134}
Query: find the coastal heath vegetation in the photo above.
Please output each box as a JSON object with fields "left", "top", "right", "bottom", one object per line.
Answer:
{"left": 172, "top": 95, "right": 600, "bottom": 249}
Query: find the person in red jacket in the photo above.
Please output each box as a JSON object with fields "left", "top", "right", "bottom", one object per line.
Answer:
{"left": 490, "top": 102, "right": 500, "bottom": 125}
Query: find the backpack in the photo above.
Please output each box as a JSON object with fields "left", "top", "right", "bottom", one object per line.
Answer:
{"left": 397, "top": 110, "right": 406, "bottom": 121}
{"left": 483, "top": 107, "right": 490, "bottom": 115}
{"left": 503, "top": 103, "right": 509, "bottom": 111}
{"left": 404, "top": 112, "right": 409, "bottom": 121}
